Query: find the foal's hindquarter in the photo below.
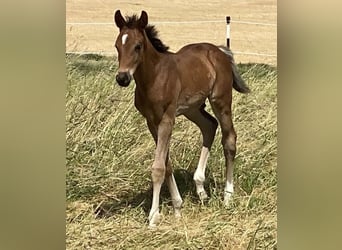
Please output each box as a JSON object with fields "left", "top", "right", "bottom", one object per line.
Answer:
{"left": 134, "top": 43, "right": 237, "bottom": 226}
{"left": 177, "top": 44, "right": 236, "bottom": 206}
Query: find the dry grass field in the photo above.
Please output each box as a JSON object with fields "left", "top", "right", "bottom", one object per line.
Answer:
{"left": 66, "top": 0, "right": 277, "bottom": 65}
{"left": 66, "top": 56, "right": 277, "bottom": 249}
{"left": 66, "top": 1, "right": 277, "bottom": 249}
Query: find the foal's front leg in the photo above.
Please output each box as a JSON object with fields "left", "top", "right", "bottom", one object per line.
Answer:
{"left": 148, "top": 113, "right": 174, "bottom": 227}
{"left": 147, "top": 121, "right": 182, "bottom": 224}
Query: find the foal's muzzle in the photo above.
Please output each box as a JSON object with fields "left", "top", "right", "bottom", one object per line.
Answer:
{"left": 116, "top": 72, "right": 132, "bottom": 87}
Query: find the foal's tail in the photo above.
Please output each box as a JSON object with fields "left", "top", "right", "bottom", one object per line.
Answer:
{"left": 218, "top": 46, "right": 250, "bottom": 94}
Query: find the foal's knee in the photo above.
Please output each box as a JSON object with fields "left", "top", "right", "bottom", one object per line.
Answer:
{"left": 151, "top": 162, "right": 166, "bottom": 183}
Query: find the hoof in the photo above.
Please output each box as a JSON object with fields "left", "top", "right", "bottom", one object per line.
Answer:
{"left": 198, "top": 191, "right": 208, "bottom": 201}
{"left": 174, "top": 208, "right": 182, "bottom": 218}
{"left": 224, "top": 191, "right": 233, "bottom": 207}
{"left": 148, "top": 211, "right": 161, "bottom": 227}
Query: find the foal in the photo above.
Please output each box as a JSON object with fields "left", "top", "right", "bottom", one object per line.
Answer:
{"left": 113, "top": 10, "right": 250, "bottom": 227}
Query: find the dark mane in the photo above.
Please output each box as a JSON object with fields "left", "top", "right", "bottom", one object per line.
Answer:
{"left": 124, "top": 14, "right": 169, "bottom": 53}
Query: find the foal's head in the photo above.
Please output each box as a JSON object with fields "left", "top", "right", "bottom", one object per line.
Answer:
{"left": 114, "top": 10, "right": 148, "bottom": 87}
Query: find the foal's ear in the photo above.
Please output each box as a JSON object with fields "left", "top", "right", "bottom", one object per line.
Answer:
{"left": 114, "top": 10, "right": 126, "bottom": 29}
{"left": 138, "top": 10, "right": 148, "bottom": 29}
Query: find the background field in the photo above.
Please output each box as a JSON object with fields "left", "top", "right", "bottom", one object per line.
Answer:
{"left": 66, "top": 0, "right": 277, "bottom": 65}
{"left": 66, "top": 54, "right": 277, "bottom": 249}
{"left": 66, "top": 1, "right": 277, "bottom": 249}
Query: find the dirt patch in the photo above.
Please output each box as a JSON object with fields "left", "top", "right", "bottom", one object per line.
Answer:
{"left": 66, "top": 0, "right": 276, "bottom": 64}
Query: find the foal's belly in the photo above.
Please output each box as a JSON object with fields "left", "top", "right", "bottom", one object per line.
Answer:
{"left": 176, "top": 92, "right": 207, "bottom": 116}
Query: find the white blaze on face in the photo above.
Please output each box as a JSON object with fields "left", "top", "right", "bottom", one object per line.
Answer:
{"left": 122, "top": 34, "right": 128, "bottom": 45}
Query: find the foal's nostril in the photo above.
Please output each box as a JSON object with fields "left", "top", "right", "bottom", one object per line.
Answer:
{"left": 116, "top": 74, "right": 122, "bottom": 83}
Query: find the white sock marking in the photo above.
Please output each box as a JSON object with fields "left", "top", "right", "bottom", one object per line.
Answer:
{"left": 122, "top": 34, "right": 128, "bottom": 45}
{"left": 225, "top": 180, "right": 234, "bottom": 193}
{"left": 167, "top": 174, "right": 182, "bottom": 209}
{"left": 193, "top": 147, "right": 210, "bottom": 183}
{"left": 193, "top": 147, "right": 210, "bottom": 198}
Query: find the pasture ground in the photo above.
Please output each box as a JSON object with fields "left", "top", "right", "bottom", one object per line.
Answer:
{"left": 66, "top": 0, "right": 277, "bottom": 65}
{"left": 66, "top": 54, "right": 277, "bottom": 249}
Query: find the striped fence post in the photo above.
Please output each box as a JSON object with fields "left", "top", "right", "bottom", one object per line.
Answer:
{"left": 226, "top": 16, "right": 231, "bottom": 48}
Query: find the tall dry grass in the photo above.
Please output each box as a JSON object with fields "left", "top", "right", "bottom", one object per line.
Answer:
{"left": 66, "top": 54, "right": 277, "bottom": 249}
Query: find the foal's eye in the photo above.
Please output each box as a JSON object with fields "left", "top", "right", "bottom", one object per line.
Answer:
{"left": 135, "top": 44, "right": 142, "bottom": 52}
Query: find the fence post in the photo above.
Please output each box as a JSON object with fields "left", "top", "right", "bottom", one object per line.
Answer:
{"left": 226, "top": 16, "right": 231, "bottom": 48}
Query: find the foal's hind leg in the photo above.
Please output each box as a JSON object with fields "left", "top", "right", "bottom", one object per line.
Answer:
{"left": 184, "top": 105, "right": 218, "bottom": 201}
{"left": 209, "top": 96, "right": 236, "bottom": 206}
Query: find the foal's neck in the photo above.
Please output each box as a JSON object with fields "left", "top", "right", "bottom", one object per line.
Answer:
{"left": 133, "top": 32, "right": 165, "bottom": 87}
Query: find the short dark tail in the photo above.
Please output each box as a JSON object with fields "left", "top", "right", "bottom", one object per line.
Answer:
{"left": 218, "top": 46, "right": 250, "bottom": 94}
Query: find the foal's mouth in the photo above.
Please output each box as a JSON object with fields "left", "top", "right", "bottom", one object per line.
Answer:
{"left": 115, "top": 72, "right": 132, "bottom": 87}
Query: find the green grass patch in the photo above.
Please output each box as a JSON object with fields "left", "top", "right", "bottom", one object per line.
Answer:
{"left": 66, "top": 54, "right": 277, "bottom": 249}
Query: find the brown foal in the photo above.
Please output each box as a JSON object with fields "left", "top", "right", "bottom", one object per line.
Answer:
{"left": 113, "top": 10, "right": 250, "bottom": 227}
